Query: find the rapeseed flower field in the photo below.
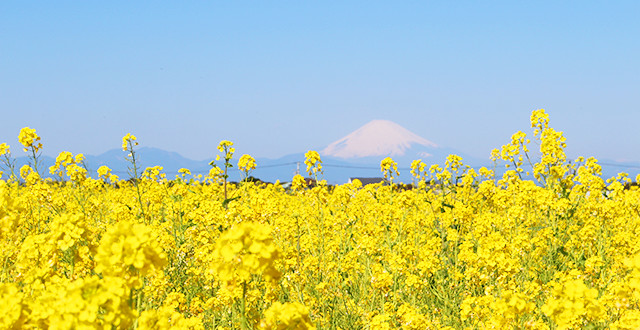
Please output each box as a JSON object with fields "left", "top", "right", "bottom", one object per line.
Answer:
{"left": 1, "top": 109, "right": 639, "bottom": 329}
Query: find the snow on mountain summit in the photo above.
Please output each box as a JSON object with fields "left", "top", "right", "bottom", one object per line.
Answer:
{"left": 321, "top": 120, "right": 438, "bottom": 159}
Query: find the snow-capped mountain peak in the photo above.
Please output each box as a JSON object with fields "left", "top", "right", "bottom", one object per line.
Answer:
{"left": 321, "top": 120, "right": 438, "bottom": 159}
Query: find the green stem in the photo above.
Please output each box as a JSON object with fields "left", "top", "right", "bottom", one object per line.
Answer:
{"left": 224, "top": 165, "right": 228, "bottom": 201}
{"left": 30, "top": 146, "right": 40, "bottom": 176}
{"left": 241, "top": 281, "right": 249, "bottom": 330}
{"left": 128, "top": 141, "right": 147, "bottom": 222}
{"left": 1, "top": 154, "right": 17, "bottom": 181}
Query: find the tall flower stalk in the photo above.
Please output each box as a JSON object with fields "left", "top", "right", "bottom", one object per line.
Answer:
{"left": 0, "top": 143, "right": 16, "bottom": 181}
{"left": 122, "top": 133, "right": 146, "bottom": 221}
{"left": 18, "top": 127, "right": 43, "bottom": 177}
{"left": 210, "top": 140, "right": 235, "bottom": 201}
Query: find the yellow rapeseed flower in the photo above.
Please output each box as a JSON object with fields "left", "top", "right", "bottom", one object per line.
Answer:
{"left": 238, "top": 154, "right": 257, "bottom": 174}
{"left": 212, "top": 222, "right": 280, "bottom": 289}
{"left": 97, "top": 165, "right": 112, "bottom": 180}
{"left": 260, "top": 302, "right": 316, "bottom": 330}
{"left": 122, "top": 133, "right": 138, "bottom": 151}
{"left": 304, "top": 150, "right": 322, "bottom": 176}
{"left": 0, "top": 143, "right": 9, "bottom": 156}
{"left": 18, "top": 127, "right": 42, "bottom": 152}
{"left": 380, "top": 157, "right": 398, "bottom": 182}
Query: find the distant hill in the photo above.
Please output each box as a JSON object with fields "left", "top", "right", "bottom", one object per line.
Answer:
{"left": 83, "top": 147, "right": 212, "bottom": 177}
{"left": 7, "top": 150, "right": 639, "bottom": 185}
{"left": 5, "top": 121, "right": 639, "bottom": 184}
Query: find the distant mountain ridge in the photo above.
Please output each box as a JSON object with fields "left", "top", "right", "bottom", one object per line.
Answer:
{"left": 8, "top": 148, "right": 640, "bottom": 185}
{"left": 5, "top": 120, "right": 640, "bottom": 184}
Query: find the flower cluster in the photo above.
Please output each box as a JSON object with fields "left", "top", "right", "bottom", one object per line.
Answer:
{"left": 97, "top": 165, "right": 119, "bottom": 182}
{"left": 122, "top": 133, "right": 138, "bottom": 151}
{"left": 304, "top": 150, "right": 323, "bottom": 177}
{"left": 238, "top": 154, "right": 257, "bottom": 178}
{"left": 212, "top": 222, "right": 281, "bottom": 289}
{"left": 217, "top": 140, "right": 235, "bottom": 160}
{"left": 18, "top": 127, "right": 42, "bottom": 152}
{"left": 0, "top": 143, "right": 9, "bottom": 156}
{"left": 380, "top": 156, "right": 399, "bottom": 182}
{"left": 95, "top": 220, "right": 167, "bottom": 287}
{"left": 260, "top": 302, "right": 315, "bottom": 330}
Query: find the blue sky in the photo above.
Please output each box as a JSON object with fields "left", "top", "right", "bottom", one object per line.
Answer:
{"left": 1, "top": 1, "right": 639, "bottom": 163}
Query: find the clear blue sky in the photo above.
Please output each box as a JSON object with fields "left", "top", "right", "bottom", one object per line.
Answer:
{"left": 2, "top": 1, "right": 639, "bottom": 163}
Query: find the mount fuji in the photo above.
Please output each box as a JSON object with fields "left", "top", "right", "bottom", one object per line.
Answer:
{"left": 322, "top": 120, "right": 438, "bottom": 159}
{"left": 318, "top": 119, "right": 482, "bottom": 169}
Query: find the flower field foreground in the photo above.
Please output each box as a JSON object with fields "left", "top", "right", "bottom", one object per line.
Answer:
{"left": 1, "top": 109, "right": 640, "bottom": 329}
